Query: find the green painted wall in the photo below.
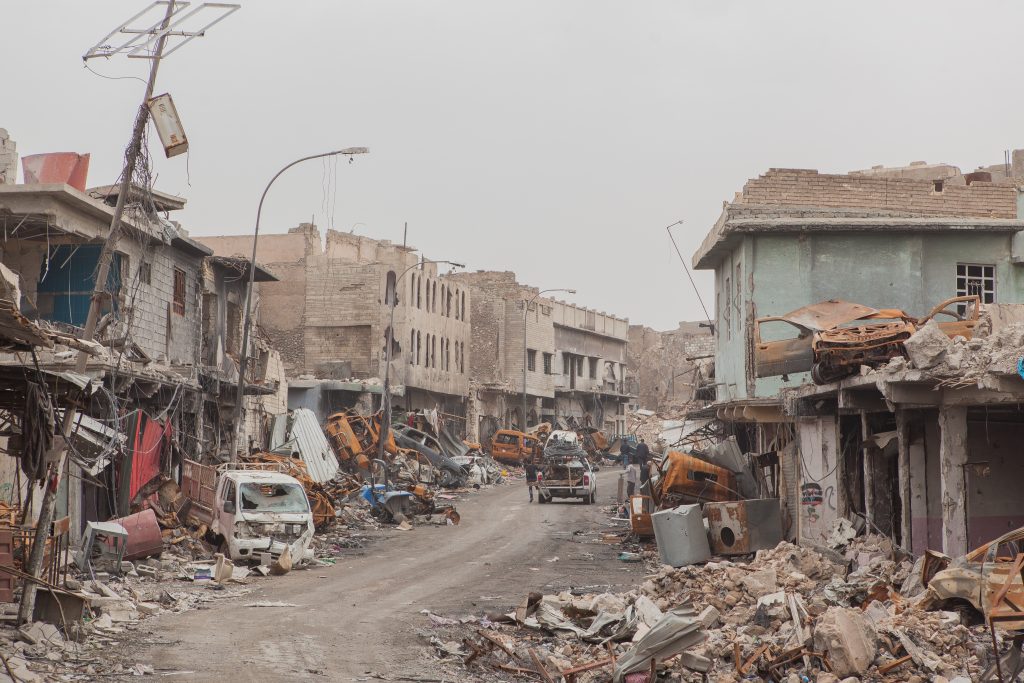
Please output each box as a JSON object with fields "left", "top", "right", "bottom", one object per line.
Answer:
{"left": 711, "top": 231, "right": 1024, "bottom": 400}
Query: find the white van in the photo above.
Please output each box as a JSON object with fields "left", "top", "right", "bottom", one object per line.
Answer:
{"left": 210, "top": 466, "right": 316, "bottom": 564}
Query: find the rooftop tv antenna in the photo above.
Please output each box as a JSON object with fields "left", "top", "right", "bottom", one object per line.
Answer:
{"left": 83, "top": 1, "right": 240, "bottom": 61}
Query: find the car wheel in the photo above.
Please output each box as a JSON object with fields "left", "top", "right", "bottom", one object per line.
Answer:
{"left": 538, "top": 494, "right": 549, "bottom": 504}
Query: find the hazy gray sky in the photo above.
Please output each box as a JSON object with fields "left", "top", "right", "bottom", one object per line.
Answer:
{"left": 5, "top": 1, "right": 1023, "bottom": 329}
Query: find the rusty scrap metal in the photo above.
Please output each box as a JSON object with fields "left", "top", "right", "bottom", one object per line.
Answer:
{"left": 753, "top": 295, "right": 982, "bottom": 384}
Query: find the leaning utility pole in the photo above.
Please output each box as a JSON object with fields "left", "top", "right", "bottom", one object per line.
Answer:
{"left": 19, "top": 0, "right": 238, "bottom": 624}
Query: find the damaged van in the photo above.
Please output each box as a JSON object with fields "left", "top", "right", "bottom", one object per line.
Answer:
{"left": 210, "top": 465, "right": 316, "bottom": 564}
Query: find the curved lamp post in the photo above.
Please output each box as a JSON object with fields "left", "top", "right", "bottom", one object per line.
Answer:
{"left": 521, "top": 288, "right": 575, "bottom": 431}
{"left": 377, "top": 258, "right": 465, "bottom": 463}
{"left": 232, "top": 147, "right": 369, "bottom": 459}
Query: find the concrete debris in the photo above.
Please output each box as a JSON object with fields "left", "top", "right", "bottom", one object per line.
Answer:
{"left": 812, "top": 607, "right": 878, "bottom": 676}
{"left": 427, "top": 528, "right": 995, "bottom": 681}
{"left": 902, "top": 319, "right": 952, "bottom": 370}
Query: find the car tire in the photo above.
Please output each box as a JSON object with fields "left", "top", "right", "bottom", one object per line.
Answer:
{"left": 538, "top": 494, "right": 549, "bottom": 504}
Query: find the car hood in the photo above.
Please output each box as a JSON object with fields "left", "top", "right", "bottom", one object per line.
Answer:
{"left": 772, "top": 300, "right": 880, "bottom": 331}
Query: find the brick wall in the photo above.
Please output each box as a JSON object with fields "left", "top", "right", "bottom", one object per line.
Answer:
{"left": 738, "top": 168, "right": 1017, "bottom": 218}
{"left": 305, "top": 325, "right": 372, "bottom": 375}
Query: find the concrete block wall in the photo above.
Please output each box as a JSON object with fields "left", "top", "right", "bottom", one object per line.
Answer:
{"left": 123, "top": 245, "right": 202, "bottom": 365}
{"left": 738, "top": 168, "right": 1017, "bottom": 219}
{"left": 447, "top": 271, "right": 553, "bottom": 397}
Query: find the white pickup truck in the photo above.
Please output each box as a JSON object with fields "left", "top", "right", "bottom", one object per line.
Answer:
{"left": 207, "top": 465, "right": 316, "bottom": 564}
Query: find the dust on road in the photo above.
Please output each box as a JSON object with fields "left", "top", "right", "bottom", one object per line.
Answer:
{"left": 129, "top": 469, "right": 644, "bottom": 681}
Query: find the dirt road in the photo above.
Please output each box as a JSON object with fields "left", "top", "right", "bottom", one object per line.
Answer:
{"left": 131, "top": 469, "right": 644, "bottom": 681}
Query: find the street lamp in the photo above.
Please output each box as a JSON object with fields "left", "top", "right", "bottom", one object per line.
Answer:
{"left": 522, "top": 288, "right": 575, "bottom": 432}
{"left": 377, "top": 258, "right": 466, "bottom": 463}
{"left": 232, "top": 147, "right": 369, "bottom": 459}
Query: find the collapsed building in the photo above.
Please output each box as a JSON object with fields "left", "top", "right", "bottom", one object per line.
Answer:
{"left": 626, "top": 321, "right": 716, "bottom": 412}
{"left": 447, "top": 271, "right": 631, "bottom": 443}
{"left": 692, "top": 159, "right": 1024, "bottom": 557}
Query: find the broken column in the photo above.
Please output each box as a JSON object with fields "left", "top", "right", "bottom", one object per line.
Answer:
{"left": 895, "top": 409, "right": 912, "bottom": 551}
{"left": 0, "top": 129, "right": 16, "bottom": 184}
{"left": 938, "top": 405, "right": 968, "bottom": 557}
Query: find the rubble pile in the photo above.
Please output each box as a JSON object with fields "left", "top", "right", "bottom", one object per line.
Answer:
{"left": 883, "top": 318, "right": 1024, "bottom": 387}
{"left": 426, "top": 534, "right": 993, "bottom": 681}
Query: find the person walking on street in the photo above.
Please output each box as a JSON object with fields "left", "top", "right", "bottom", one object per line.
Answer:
{"left": 626, "top": 458, "right": 638, "bottom": 498}
{"left": 525, "top": 440, "right": 543, "bottom": 502}
{"left": 635, "top": 438, "right": 651, "bottom": 487}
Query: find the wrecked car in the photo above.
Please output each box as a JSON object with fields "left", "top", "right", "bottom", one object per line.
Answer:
{"left": 754, "top": 295, "right": 980, "bottom": 384}
{"left": 208, "top": 465, "right": 316, "bottom": 564}
{"left": 450, "top": 454, "right": 491, "bottom": 485}
{"left": 489, "top": 429, "right": 538, "bottom": 465}
{"left": 392, "top": 424, "right": 467, "bottom": 487}
{"left": 630, "top": 450, "right": 739, "bottom": 538}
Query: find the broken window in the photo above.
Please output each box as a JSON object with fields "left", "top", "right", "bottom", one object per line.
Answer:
{"left": 36, "top": 245, "right": 122, "bottom": 326}
{"left": 432, "top": 281, "right": 438, "bottom": 313}
{"left": 956, "top": 263, "right": 995, "bottom": 307}
{"left": 543, "top": 353, "right": 553, "bottom": 375}
{"left": 385, "top": 270, "right": 398, "bottom": 306}
{"left": 461, "top": 291, "right": 466, "bottom": 321}
{"left": 416, "top": 331, "right": 422, "bottom": 365}
{"left": 173, "top": 268, "right": 186, "bottom": 316}
{"left": 417, "top": 275, "right": 422, "bottom": 309}
{"left": 588, "top": 357, "right": 598, "bottom": 379}
{"left": 527, "top": 349, "right": 537, "bottom": 372}
{"left": 576, "top": 357, "right": 583, "bottom": 377}
{"left": 410, "top": 330, "right": 416, "bottom": 363}
{"left": 724, "top": 275, "right": 731, "bottom": 340}
{"left": 226, "top": 301, "right": 241, "bottom": 356}
{"left": 139, "top": 261, "right": 151, "bottom": 285}
{"left": 431, "top": 334, "right": 437, "bottom": 367}
{"left": 239, "top": 482, "right": 308, "bottom": 513}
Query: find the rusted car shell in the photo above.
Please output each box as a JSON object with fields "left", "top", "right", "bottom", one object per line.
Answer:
{"left": 754, "top": 296, "right": 982, "bottom": 383}
{"left": 654, "top": 451, "right": 738, "bottom": 507}
{"left": 925, "top": 525, "right": 1024, "bottom": 631}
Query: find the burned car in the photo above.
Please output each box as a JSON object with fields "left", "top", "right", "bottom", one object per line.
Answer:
{"left": 754, "top": 295, "right": 980, "bottom": 384}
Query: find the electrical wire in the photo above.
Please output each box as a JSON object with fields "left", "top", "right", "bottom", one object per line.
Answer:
{"left": 665, "top": 220, "right": 715, "bottom": 329}
{"left": 83, "top": 63, "right": 147, "bottom": 86}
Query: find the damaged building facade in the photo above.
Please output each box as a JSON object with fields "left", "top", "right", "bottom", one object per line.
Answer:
{"left": 693, "top": 161, "right": 1024, "bottom": 558}
{"left": 450, "top": 271, "right": 631, "bottom": 443}
{"left": 626, "top": 321, "right": 715, "bottom": 411}
{"left": 199, "top": 226, "right": 471, "bottom": 426}
{"left": 0, "top": 133, "right": 287, "bottom": 540}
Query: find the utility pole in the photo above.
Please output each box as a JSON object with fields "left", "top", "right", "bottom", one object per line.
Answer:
{"left": 19, "top": 0, "right": 238, "bottom": 624}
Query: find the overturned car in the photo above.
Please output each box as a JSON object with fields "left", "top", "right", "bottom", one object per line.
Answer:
{"left": 754, "top": 295, "right": 980, "bottom": 384}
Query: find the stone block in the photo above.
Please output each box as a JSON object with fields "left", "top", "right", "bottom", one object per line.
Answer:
{"left": 812, "top": 607, "right": 878, "bottom": 677}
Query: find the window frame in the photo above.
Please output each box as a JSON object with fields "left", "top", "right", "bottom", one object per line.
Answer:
{"left": 172, "top": 267, "right": 186, "bottom": 316}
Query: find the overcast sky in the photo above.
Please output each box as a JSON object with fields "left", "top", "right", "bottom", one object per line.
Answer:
{"left": 4, "top": 1, "right": 1023, "bottom": 329}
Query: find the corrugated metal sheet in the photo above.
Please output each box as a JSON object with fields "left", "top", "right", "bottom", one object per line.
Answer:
{"left": 128, "top": 411, "right": 167, "bottom": 502}
{"left": 287, "top": 408, "right": 339, "bottom": 483}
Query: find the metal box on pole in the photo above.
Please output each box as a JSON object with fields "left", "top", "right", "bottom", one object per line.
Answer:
{"left": 147, "top": 93, "right": 188, "bottom": 158}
